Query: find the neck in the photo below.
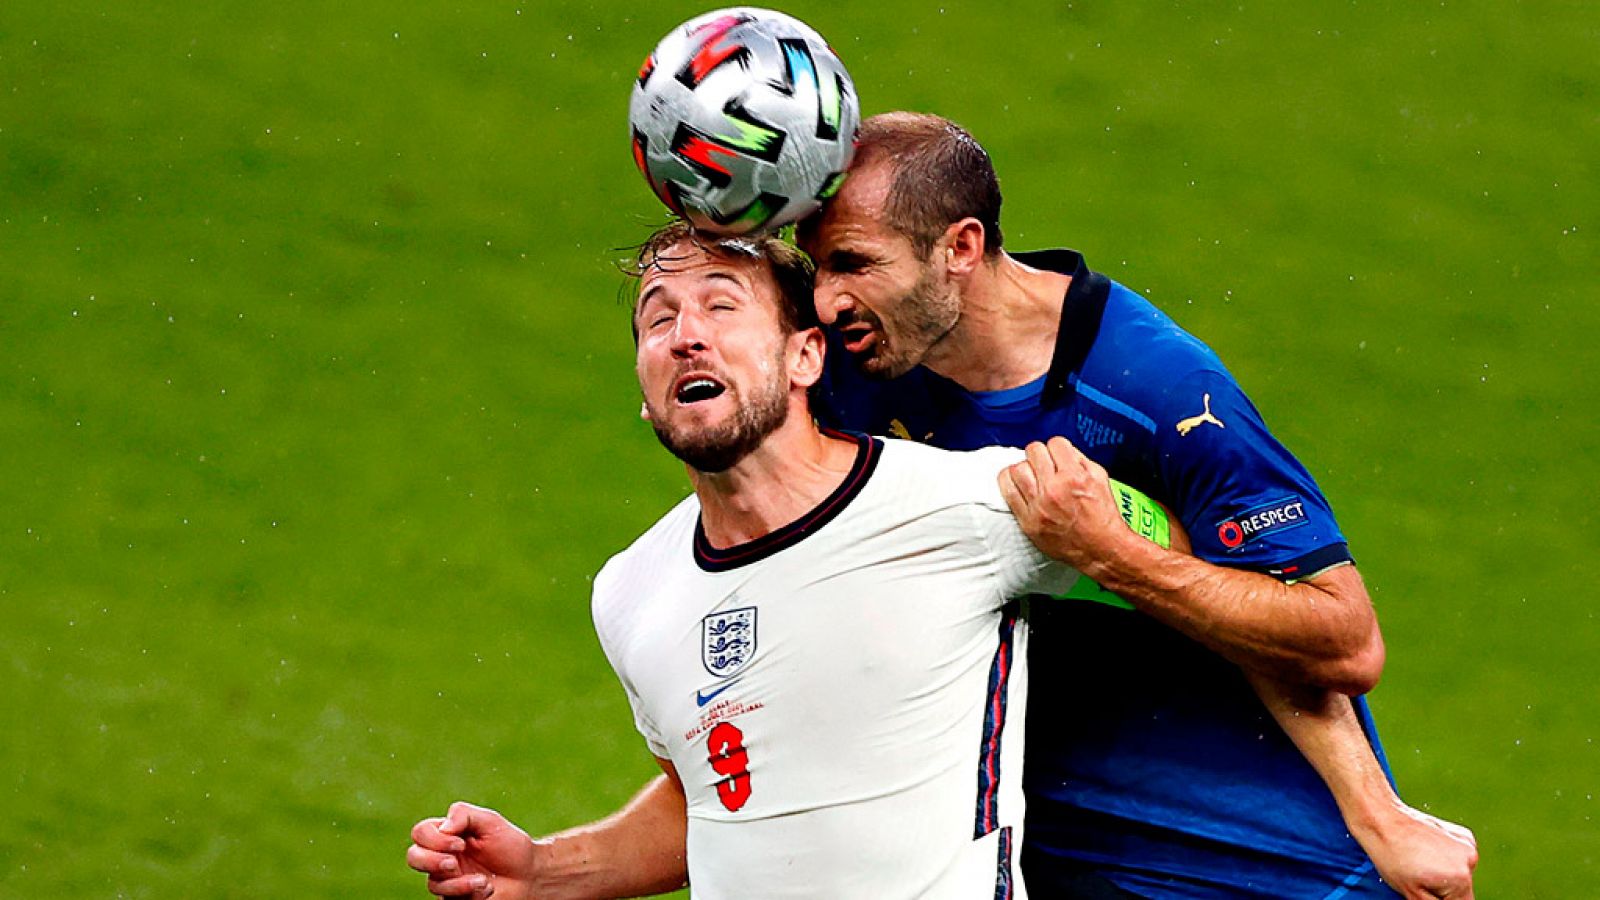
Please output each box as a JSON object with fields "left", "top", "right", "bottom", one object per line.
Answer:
{"left": 921, "top": 252, "right": 1070, "bottom": 392}
{"left": 691, "top": 411, "right": 860, "bottom": 548}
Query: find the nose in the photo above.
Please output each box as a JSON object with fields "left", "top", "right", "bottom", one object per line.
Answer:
{"left": 670, "top": 304, "right": 711, "bottom": 357}
{"left": 813, "top": 271, "right": 851, "bottom": 326}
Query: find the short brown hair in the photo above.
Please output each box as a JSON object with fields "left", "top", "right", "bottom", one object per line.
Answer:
{"left": 857, "top": 112, "right": 1003, "bottom": 257}
{"left": 627, "top": 221, "right": 818, "bottom": 340}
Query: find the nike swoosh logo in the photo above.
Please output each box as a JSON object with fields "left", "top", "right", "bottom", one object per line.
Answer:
{"left": 695, "top": 680, "right": 742, "bottom": 707}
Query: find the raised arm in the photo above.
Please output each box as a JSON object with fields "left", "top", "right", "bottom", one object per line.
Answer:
{"left": 1000, "top": 439, "right": 1476, "bottom": 896}
{"left": 999, "top": 436, "right": 1383, "bottom": 694}
{"left": 407, "top": 763, "right": 689, "bottom": 900}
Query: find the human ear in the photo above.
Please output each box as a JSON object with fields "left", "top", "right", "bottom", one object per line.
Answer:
{"left": 788, "top": 327, "right": 826, "bottom": 390}
{"left": 939, "top": 218, "right": 986, "bottom": 276}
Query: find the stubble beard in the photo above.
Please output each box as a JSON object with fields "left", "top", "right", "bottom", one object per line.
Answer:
{"left": 858, "top": 265, "right": 959, "bottom": 380}
{"left": 649, "top": 355, "right": 791, "bottom": 473}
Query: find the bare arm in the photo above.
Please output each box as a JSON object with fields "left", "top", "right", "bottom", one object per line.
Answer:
{"left": 1252, "top": 675, "right": 1478, "bottom": 898}
{"left": 525, "top": 764, "right": 688, "bottom": 898}
{"left": 407, "top": 763, "right": 688, "bottom": 900}
{"left": 999, "top": 436, "right": 1384, "bottom": 694}
{"left": 999, "top": 438, "right": 1475, "bottom": 896}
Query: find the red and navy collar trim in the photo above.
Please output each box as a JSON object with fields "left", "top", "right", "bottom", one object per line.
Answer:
{"left": 1009, "top": 249, "right": 1112, "bottom": 407}
{"left": 693, "top": 430, "right": 881, "bottom": 572}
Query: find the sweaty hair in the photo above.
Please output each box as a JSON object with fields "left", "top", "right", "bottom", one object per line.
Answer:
{"left": 857, "top": 112, "right": 1004, "bottom": 257}
{"left": 627, "top": 221, "right": 818, "bottom": 341}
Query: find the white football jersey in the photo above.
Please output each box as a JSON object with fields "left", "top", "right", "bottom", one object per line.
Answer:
{"left": 592, "top": 435, "right": 1081, "bottom": 899}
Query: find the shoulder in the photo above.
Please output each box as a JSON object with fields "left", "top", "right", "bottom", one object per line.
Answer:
{"left": 877, "top": 437, "right": 1023, "bottom": 481}
{"left": 1074, "top": 283, "right": 1254, "bottom": 432}
{"left": 872, "top": 439, "right": 1023, "bottom": 511}
{"left": 592, "top": 494, "right": 699, "bottom": 620}
{"left": 1082, "top": 289, "right": 1295, "bottom": 471}
{"left": 1092, "top": 284, "right": 1230, "bottom": 389}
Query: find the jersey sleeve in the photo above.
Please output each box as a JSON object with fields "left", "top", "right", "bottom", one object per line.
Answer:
{"left": 591, "top": 559, "right": 671, "bottom": 758}
{"left": 958, "top": 447, "right": 1080, "bottom": 599}
{"left": 962, "top": 447, "right": 1175, "bottom": 601}
{"left": 1154, "top": 369, "right": 1352, "bottom": 581}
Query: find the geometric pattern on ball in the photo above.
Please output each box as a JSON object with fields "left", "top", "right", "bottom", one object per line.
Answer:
{"left": 629, "top": 7, "right": 860, "bottom": 235}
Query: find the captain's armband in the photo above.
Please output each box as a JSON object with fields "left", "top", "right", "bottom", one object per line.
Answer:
{"left": 1108, "top": 480, "right": 1172, "bottom": 549}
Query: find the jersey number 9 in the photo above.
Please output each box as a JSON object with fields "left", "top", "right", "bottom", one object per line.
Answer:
{"left": 707, "top": 722, "right": 752, "bottom": 812}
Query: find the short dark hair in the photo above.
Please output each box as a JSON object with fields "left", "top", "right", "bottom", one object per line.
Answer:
{"left": 627, "top": 221, "right": 818, "bottom": 340}
{"left": 857, "top": 112, "right": 1003, "bottom": 257}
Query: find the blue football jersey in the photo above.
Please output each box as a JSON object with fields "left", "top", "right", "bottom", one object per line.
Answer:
{"left": 816, "top": 250, "right": 1397, "bottom": 898}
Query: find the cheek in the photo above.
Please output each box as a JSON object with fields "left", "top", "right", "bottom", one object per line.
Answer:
{"left": 874, "top": 270, "right": 918, "bottom": 306}
{"left": 637, "top": 348, "right": 670, "bottom": 392}
{"left": 741, "top": 336, "right": 792, "bottom": 388}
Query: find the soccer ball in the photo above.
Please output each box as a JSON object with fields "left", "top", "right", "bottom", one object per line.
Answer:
{"left": 629, "top": 8, "right": 860, "bottom": 235}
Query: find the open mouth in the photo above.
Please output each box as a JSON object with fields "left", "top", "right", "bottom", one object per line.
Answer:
{"left": 674, "top": 375, "right": 727, "bottom": 405}
{"left": 840, "top": 325, "right": 878, "bottom": 355}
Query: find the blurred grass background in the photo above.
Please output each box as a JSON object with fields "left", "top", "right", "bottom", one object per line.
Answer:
{"left": 2, "top": 0, "right": 1594, "bottom": 895}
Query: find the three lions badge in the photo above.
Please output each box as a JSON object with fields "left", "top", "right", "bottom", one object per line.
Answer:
{"left": 702, "top": 607, "right": 757, "bottom": 678}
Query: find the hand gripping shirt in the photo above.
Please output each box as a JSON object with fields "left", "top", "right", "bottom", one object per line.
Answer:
{"left": 595, "top": 436, "right": 1167, "bottom": 899}
{"left": 816, "top": 251, "right": 1396, "bottom": 899}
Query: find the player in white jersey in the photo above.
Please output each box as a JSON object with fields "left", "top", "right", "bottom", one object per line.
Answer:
{"left": 406, "top": 219, "right": 1465, "bottom": 898}
{"left": 406, "top": 223, "right": 1173, "bottom": 899}
{"left": 596, "top": 437, "right": 1067, "bottom": 898}
{"left": 595, "top": 434, "right": 1171, "bottom": 898}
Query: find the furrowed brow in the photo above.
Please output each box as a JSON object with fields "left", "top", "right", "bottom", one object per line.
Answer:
{"left": 827, "top": 248, "right": 872, "bottom": 268}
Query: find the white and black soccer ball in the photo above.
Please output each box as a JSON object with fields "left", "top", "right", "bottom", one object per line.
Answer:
{"left": 629, "top": 8, "right": 860, "bottom": 235}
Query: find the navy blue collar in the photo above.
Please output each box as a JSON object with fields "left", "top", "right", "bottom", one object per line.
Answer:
{"left": 1009, "top": 249, "right": 1112, "bottom": 407}
{"left": 693, "top": 431, "right": 881, "bottom": 572}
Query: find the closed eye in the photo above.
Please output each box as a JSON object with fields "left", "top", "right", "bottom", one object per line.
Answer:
{"left": 825, "top": 251, "right": 873, "bottom": 274}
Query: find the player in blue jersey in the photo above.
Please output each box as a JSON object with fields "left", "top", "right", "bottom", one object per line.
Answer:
{"left": 797, "top": 111, "right": 1478, "bottom": 898}
{"left": 408, "top": 205, "right": 1476, "bottom": 896}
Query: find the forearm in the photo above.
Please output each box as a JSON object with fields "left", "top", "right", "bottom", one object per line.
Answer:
{"left": 997, "top": 441, "right": 1382, "bottom": 690}
{"left": 1247, "top": 673, "right": 1401, "bottom": 836}
{"left": 531, "top": 775, "right": 688, "bottom": 899}
{"left": 1256, "top": 676, "right": 1482, "bottom": 894}
{"left": 1080, "top": 535, "right": 1383, "bottom": 692}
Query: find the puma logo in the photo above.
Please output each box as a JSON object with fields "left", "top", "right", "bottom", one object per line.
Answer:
{"left": 1176, "top": 394, "right": 1226, "bottom": 436}
{"left": 887, "top": 419, "right": 934, "bottom": 442}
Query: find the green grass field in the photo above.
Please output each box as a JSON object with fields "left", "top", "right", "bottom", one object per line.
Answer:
{"left": 3, "top": 1, "right": 1595, "bottom": 895}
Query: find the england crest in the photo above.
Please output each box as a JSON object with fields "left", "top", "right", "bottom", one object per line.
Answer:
{"left": 702, "top": 607, "right": 757, "bottom": 678}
